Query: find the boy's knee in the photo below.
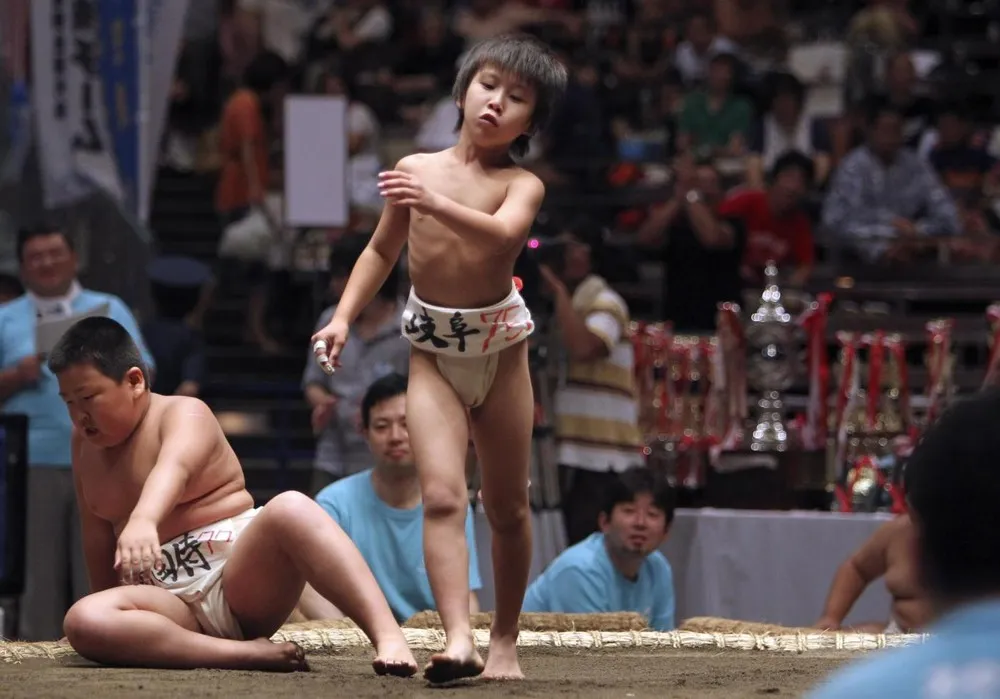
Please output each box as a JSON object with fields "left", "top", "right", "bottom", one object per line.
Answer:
{"left": 484, "top": 499, "right": 530, "bottom": 534}
{"left": 422, "top": 483, "right": 468, "bottom": 520}
{"left": 263, "top": 491, "right": 316, "bottom": 525}
{"left": 63, "top": 598, "right": 103, "bottom": 649}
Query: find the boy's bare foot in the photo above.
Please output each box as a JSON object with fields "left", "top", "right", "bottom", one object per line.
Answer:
{"left": 246, "top": 639, "right": 310, "bottom": 672}
{"left": 423, "top": 635, "right": 485, "bottom": 684}
{"left": 482, "top": 633, "right": 523, "bottom": 681}
{"left": 372, "top": 636, "right": 418, "bottom": 677}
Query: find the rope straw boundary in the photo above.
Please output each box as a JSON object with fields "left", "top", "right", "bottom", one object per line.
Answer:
{"left": 1, "top": 628, "right": 930, "bottom": 663}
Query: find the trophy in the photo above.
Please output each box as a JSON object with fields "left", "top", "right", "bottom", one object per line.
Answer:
{"left": 844, "top": 455, "right": 882, "bottom": 512}
{"left": 831, "top": 331, "right": 914, "bottom": 513}
{"left": 630, "top": 321, "right": 673, "bottom": 439}
{"left": 744, "top": 262, "right": 798, "bottom": 452}
{"left": 631, "top": 322, "right": 679, "bottom": 486}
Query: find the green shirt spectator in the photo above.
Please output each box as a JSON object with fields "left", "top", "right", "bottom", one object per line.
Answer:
{"left": 677, "top": 53, "right": 752, "bottom": 156}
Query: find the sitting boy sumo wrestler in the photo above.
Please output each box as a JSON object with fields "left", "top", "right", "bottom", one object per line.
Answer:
{"left": 52, "top": 316, "right": 417, "bottom": 674}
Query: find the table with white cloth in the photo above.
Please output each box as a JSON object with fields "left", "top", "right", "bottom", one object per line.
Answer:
{"left": 473, "top": 508, "right": 895, "bottom": 628}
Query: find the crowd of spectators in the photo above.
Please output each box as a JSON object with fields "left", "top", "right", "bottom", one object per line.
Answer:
{"left": 163, "top": 0, "right": 1000, "bottom": 343}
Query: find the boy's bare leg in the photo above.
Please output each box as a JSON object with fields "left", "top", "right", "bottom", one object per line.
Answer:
{"left": 470, "top": 341, "right": 534, "bottom": 680}
{"left": 296, "top": 583, "right": 346, "bottom": 620}
{"left": 407, "top": 349, "right": 484, "bottom": 682}
{"left": 222, "top": 491, "right": 418, "bottom": 676}
{"left": 63, "top": 586, "right": 307, "bottom": 671}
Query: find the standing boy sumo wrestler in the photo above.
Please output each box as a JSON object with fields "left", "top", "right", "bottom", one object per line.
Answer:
{"left": 311, "top": 34, "right": 567, "bottom": 682}
{"left": 53, "top": 316, "right": 417, "bottom": 675}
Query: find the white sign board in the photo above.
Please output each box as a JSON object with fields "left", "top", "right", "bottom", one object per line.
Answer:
{"left": 283, "top": 95, "right": 349, "bottom": 227}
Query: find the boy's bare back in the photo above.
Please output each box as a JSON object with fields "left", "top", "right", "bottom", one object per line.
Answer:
{"left": 74, "top": 394, "right": 253, "bottom": 542}
{"left": 398, "top": 149, "right": 542, "bottom": 308}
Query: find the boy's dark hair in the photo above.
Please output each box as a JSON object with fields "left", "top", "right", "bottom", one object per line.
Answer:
{"left": 600, "top": 467, "right": 676, "bottom": 526}
{"left": 17, "top": 225, "right": 73, "bottom": 262}
{"left": 328, "top": 234, "right": 399, "bottom": 301}
{"left": 361, "top": 372, "right": 408, "bottom": 428}
{"left": 452, "top": 34, "right": 568, "bottom": 158}
{"left": 904, "top": 388, "right": 1000, "bottom": 601}
{"left": 769, "top": 150, "right": 816, "bottom": 188}
{"left": 48, "top": 316, "right": 148, "bottom": 384}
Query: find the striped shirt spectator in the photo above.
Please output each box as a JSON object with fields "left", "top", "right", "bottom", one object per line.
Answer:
{"left": 539, "top": 231, "right": 644, "bottom": 545}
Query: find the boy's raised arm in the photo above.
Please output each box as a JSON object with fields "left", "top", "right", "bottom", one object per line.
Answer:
{"left": 380, "top": 167, "right": 545, "bottom": 251}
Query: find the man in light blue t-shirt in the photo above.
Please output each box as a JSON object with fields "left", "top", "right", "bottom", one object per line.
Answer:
{"left": 522, "top": 466, "right": 676, "bottom": 631}
{"left": 299, "top": 372, "right": 481, "bottom": 623}
{"left": 0, "top": 227, "right": 154, "bottom": 641}
{"left": 807, "top": 389, "right": 1000, "bottom": 698}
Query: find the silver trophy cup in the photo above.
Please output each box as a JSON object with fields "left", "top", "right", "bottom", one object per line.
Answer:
{"left": 744, "top": 262, "right": 797, "bottom": 451}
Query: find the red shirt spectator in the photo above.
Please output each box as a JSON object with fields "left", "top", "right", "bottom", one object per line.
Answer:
{"left": 718, "top": 151, "right": 816, "bottom": 285}
{"left": 721, "top": 188, "right": 813, "bottom": 265}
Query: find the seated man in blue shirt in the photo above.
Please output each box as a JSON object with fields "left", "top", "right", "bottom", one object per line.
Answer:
{"left": 522, "top": 467, "right": 676, "bottom": 631}
{"left": 298, "top": 372, "right": 481, "bottom": 623}
{"left": 808, "top": 388, "right": 1000, "bottom": 698}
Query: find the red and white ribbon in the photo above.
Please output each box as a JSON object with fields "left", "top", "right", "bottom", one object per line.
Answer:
{"left": 797, "top": 293, "right": 832, "bottom": 450}
{"left": 833, "top": 332, "right": 860, "bottom": 481}
{"left": 924, "top": 319, "right": 953, "bottom": 426}
{"left": 865, "top": 331, "right": 885, "bottom": 433}
{"left": 715, "top": 303, "right": 746, "bottom": 451}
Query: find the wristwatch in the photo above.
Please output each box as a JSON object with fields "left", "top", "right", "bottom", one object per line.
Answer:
{"left": 686, "top": 190, "right": 701, "bottom": 204}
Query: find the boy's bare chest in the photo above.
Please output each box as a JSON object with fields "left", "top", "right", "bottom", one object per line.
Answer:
{"left": 79, "top": 433, "right": 161, "bottom": 525}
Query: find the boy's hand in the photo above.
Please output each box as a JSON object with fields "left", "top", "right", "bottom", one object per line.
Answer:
{"left": 378, "top": 170, "right": 439, "bottom": 213}
{"left": 312, "top": 317, "right": 351, "bottom": 374}
{"left": 115, "top": 516, "right": 162, "bottom": 584}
